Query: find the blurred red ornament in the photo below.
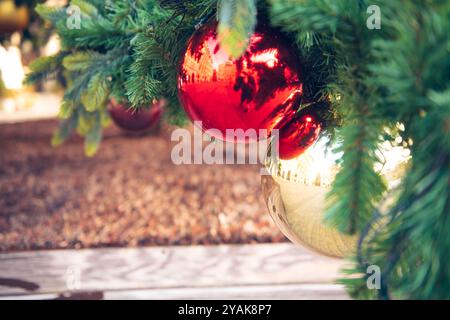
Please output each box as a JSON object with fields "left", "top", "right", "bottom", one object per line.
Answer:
{"left": 277, "top": 113, "right": 322, "bottom": 160}
{"left": 108, "top": 99, "right": 164, "bottom": 132}
{"left": 178, "top": 21, "right": 304, "bottom": 142}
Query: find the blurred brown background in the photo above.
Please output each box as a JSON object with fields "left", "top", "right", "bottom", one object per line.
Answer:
{"left": 0, "top": 120, "right": 286, "bottom": 252}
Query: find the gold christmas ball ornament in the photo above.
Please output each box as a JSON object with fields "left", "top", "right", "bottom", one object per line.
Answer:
{"left": 0, "top": 0, "right": 29, "bottom": 35}
{"left": 261, "top": 137, "right": 410, "bottom": 258}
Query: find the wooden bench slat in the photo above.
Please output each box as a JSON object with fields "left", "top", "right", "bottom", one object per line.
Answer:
{"left": 0, "top": 243, "right": 349, "bottom": 298}
{"left": 105, "top": 284, "right": 349, "bottom": 300}
{"left": 0, "top": 284, "right": 348, "bottom": 300}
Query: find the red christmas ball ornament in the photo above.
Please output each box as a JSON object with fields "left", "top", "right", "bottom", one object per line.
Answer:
{"left": 277, "top": 113, "right": 322, "bottom": 160}
{"left": 108, "top": 99, "right": 164, "bottom": 132}
{"left": 178, "top": 21, "right": 304, "bottom": 142}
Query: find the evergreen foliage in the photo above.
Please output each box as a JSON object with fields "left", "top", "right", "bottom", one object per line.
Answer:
{"left": 25, "top": 0, "right": 449, "bottom": 299}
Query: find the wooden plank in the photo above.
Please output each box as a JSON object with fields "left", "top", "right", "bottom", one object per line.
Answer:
{"left": 0, "top": 243, "right": 349, "bottom": 298}
{"left": 0, "top": 284, "right": 348, "bottom": 300}
{"left": 105, "top": 284, "right": 349, "bottom": 300}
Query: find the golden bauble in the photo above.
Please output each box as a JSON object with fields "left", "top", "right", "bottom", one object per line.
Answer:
{"left": 262, "top": 137, "right": 409, "bottom": 258}
{"left": 0, "top": 0, "right": 29, "bottom": 34}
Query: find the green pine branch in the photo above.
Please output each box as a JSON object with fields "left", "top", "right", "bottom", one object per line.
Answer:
{"left": 24, "top": 52, "right": 67, "bottom": 85}
{"left": 345, "top": 1, "right": 450, "bottom": 299}
{"left": 272, "top": 0, "right": 388, "bottom": 234}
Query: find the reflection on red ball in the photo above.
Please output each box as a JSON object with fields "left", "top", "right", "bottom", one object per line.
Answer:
{"left": 108, "top": 99, "right": 163, "bottom": 132}
{"left": 277, "top": 113, "right": 322, "bottom": 160}
{"left": 178, "top": 21, "right": 303, "bottom": 142}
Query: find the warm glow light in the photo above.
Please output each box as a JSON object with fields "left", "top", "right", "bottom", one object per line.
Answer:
{"left": 43, "top": 34, "right": 61, "bottom": 56}
{"left": 306, "top": 117, "right": 312, "bottom": 123}
{"left": 0, "top": 44, "right": 25, "bottom": 90}
{"left": 250, "top": 49, "right": 279, "bottom": 68}
{"left": 269, "top": 137, "right": 340, "bottom": 185}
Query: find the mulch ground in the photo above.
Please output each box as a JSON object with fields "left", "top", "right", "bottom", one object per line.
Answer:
{"left": 0, "top": 120, "right": 286, "bottom": 252}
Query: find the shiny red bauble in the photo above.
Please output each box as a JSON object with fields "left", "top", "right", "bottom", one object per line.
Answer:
{"left": 178, "top": 21, "right": 304, "bottom": 142}
{"left": 277, "top": 113, "right": 322, "bottom": 160}
{"left": 108, "top": 99, "right": 163, "bottom": 132}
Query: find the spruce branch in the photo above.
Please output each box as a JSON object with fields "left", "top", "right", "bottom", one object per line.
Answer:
{"left": 272, "top": 0, "right": 388, "bottom": 234}
{"left": 341, "top": 0, "right": 450, "bottom": 299}
{"left": 24, "top": 52, "right": 67, "bottom": 85}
